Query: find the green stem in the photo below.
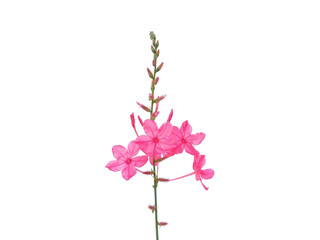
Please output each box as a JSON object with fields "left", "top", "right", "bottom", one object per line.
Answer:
{"left": 153, "top": 157, "right": 159, "bottom": 240}
{"left": 150, "top": 43, "right": 159, "bottom": 240}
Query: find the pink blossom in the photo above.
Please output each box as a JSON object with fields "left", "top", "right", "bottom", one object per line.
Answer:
{"left": 167, "top": 120, "right": 205, "bottom": 156}
{"left": 106, "top": 142, "right": 148, "bottom": 181}
{"left": 134, "top": 119, "right": 173, "bottom": 157}
{"left": 193, "top": 155, "right": 214, "bottom": 190}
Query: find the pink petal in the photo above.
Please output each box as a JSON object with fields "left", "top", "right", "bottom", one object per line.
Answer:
{"left": 170, "top": 126, "right": 183, "bottom": 140}
{"left": 158, "top": 122, "right": 173, "bottom": 139}
{"left": 132, "top": 155, "right": 148, "bottom": 167}
{"left": 127, "top": 142, "right": 139, "bottom": 158}
{"left": 200, "top": 169, "right": 215, "bottom": 179}
{"left": 143, "top": 143, "right": 157, "bottom": 157}
{"left": 143, "top": 119, "right": 158, "bottom": 138}
{"left": 112, "top": 145, "right": 127, "bottom": 160}
{"left": 134, "top": 136, "right": 155, "bottom": 157}
{"left": 193, "top": 155, "right": 206, "bottom": 171}
{"left": 121, "top": 164, "right": 137, "bottom": 180}
{"left": 185, "top": 142, "right": 199, "bottom": 156}
{"left": 180, "top": 120, "right": 192, "bottom": 138}
{"left": 106, "top": 160, "right": 126, "bottom": 172}
{"left": 158, "top": 140, "right": 181, "bottom": 154}
{"left": 188, "top": 133, "right": 205, "bottom": 145}
{"left": 156, "top": 140, "right": 168, "bottom": 152}
{"left": 134, "top": 135, "right": 153, "bottom": 145}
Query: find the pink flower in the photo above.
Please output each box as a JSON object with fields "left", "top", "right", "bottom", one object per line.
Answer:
{"left": 193, "top": 155, "right": 214, "bottom": 190}
{"left": 134, "top": 119, "right": 173, "bottom": 157}
{"left": 106, "top": 142, "right": 148, "bottom": 181}
{"left": 167, "top": 120, "right": 205, "bottom": 156}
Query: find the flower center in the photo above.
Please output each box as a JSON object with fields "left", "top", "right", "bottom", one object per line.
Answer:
{"left": 182, "top": 138, "right": 187, "bottom": 143}
{"left": 126, "top": 158, "right": 132, "bottom": 164}
{"left": 153, "top": 137, "right": 159, "bottom": 143}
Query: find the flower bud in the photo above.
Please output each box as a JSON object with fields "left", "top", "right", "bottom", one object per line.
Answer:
{"left": 143, "top": 171, "right": 154, "bottom": 175}
{"left": 154, "top": 95, "right": 166, "bottom": 103}
{"left": 150, "top": 31, "right": 156, "bottom": 41}
{"left": 147, "top": 68, "right": 153, "bottom": 78}
{"left": 152, "top": 111, "right": 160, "bottom": 119}
{"left": 151, "top": 45, "right": 155, "bottom": 53}
{"left": 157, "top": 178, "right": 169, "bottom": 182}
{"left": 157, "top": 50, "right": 160, "bottom": 57}
{"left": 156, "top": 40, "right": 159, "bottom": 48}
{"left": 148, "top": 205, "right": 156, "bottom": 213}
{"left": 149, "top": 93, "right": 154, "bottom": 100}
{"left": 137, "top": 115, "right": 144, "bottom": 127}
{"left": 154, "top": 77, "right": 159, "bottom": 85}
{"left": 137, "top": 102, "right": 150, "bottom": 112}
{"left": 152, "top": 59, "right": 155, "bottom": 67}
{"left": 130, "top": 113, "right": 135, "bottom": 128}
{"left": 158, "top": 222, "right": 168, "bottom": 226}
{"left": 156, "top": 62, "right": 164, "bottom": 72}
{"left": 167, "top": 109, "right": 173, "bottom": 122}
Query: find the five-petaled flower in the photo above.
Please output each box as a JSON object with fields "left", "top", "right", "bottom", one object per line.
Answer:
{"left": 193, "top": 154, "right": 215, "bottom": 190}
{"left": 167, "top": 120, "right": 205, "bottom": 156}
{"left": 106, "top": 142, "right": 148, "bottom": 180}
{"left": 134, "top": 119, "right": 173, "bottom": 157}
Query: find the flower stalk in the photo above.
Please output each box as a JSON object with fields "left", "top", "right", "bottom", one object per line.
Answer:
{"left": 149, "top": 31, "right": 160, "bottom": 240}
{"left": 105, "top": 31, "right": 215, "bottom": 240}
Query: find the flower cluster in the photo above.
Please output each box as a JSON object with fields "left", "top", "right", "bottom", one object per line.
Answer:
{"left": 107, "top": 117, "right": 214, "bottom": 190}
{"left": 106, "top": 31, "right": 214, "bottom": 238}
{"left": 106, "top": 33, "right": 214, "bottom": 190}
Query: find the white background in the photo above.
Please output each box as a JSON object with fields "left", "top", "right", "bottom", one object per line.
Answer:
{"left": 1, "top": 0, "right": 320, "bottom": 239}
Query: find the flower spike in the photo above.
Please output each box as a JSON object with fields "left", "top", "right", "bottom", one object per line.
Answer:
{"left": 106, "top": 32, "right": 214, "bottom": 240}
